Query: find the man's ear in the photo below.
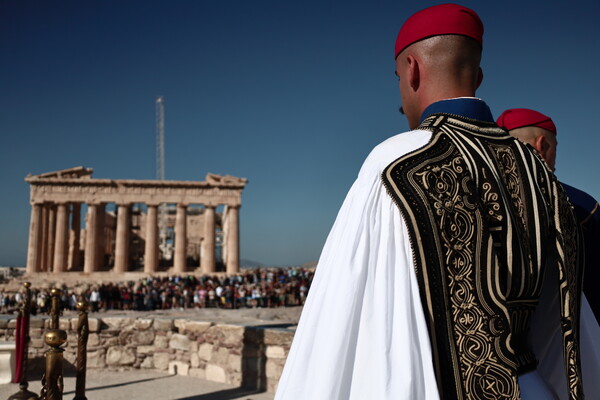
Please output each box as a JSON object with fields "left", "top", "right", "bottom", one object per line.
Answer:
{"left": 533, "top": 135, "right": 548, "bottom": 160}
{"left": 407, "top": 55, "right": 420, "bottom": 91}
{"left": 476, "top": 67, "right": 483, "bottom": 89}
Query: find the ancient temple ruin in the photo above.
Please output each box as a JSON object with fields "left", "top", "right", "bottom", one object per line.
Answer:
{"left": 24, "top": 167, "right": 247, "bottom": 275}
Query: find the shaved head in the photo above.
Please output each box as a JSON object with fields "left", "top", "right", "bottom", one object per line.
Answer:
{"left": 396, "top": 35, "right": 483, "bottom": 129}
{"left": 509, "top": 126, "right": 558, "bottom": 170}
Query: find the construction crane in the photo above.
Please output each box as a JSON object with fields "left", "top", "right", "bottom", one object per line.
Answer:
{"left": 156, "top": 96, "right": 165, "bottom": 181}
{"left": 155, "top": 96, "right": 173, "bottom": 260}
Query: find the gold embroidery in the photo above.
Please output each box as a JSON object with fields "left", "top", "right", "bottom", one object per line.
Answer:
{"left": 382, "top": 114, "right": 584, "bottom": 400}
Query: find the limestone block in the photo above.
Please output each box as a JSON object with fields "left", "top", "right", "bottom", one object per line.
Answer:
{"left": 189, "top": 341, "right": 199, "bottom": 353}
{"left": 104, "top": 337, "right": 119, "bottom": 347}
{"left": 153, "top": 319, "right": 173, "bottom": 331}
{"left": 134, "top": 330, "right": 155, "bottom": 346}
{"left": 205, "top": 364, "right": 227, "bottom": 383}
{"left": 266, "top": 359, "right": 283, "bottom": 379}
{"left": 154, "top": 335, "right": 169, "bottom": 349}
{"left": 140, "top": 356, "right": 153, "bottom": 369}
{"left": 153, "top": 352, "right": 170, "bottom": 370}
{"left": 63, "top": 350, "right": 77, "bottom": 365}
{"left": 188, "top": 368, "right": 205, "bottom": 379}
{"left": 210, "top": 347, "right": 230, "bottom": 365}
{"left": 227, "top": 354, "right": 242, "bottom": 372}
{"left": 264, "top": 329, "right": 294, "bottom": 346}
{"left": 0, "top": 342, "right": 15, "bottom": 384}
{"left": 103, "top": 317, "right": 134, "bottom": 330}
{"left": 183, "top": 321, "right": 213, "bottom": 334}
{"left": 134, "top": 318, "right": 153, "bottom": 330}
{"left": 30, "top": 328, "right": 43, "bottom": 338}
{"left": 268, "top": 380, "right": 279, "bottom": 394}
{"left": 87, "top": 349, "right": 107, "bottom": 368}
{"left": 106, "top": 346, "right": 136, "bottom": 366}
{"left": 173, "top": 319, "right": 186, "bottom": 332}
{"left": 266, "top": 345, "right": 286, "bottom": 359}
{"left": 168, "top": 361, "right": 189, "bottom": 376}
{"left": 198, "top": 343, "right": 213, "bottom": 361}
{"left": 30, "top": 337, "right": 45, "bottom": 349}
{"left": 176, "top": 351, "right": 191, "bottom": 363}
{"left": 7, "top": 320, "right": 17, "bottom": 329}
{"left": 29, "top": 318, "right": 44, "bottom": 329}
{"left": 88, "top": 318, "right": 100, "bottom": 332}
{"left": 69, "top": 318, "right": 79, "bottom": 331}
{"left": 136, "top": 345, "right": 155, "bottom": 355}
{"left": 119, "top": 329, "right": 155, "bottom": 346}
{"left": 67, "top": 335, "right": 78, "bottom": 346}
{"left": 215, "top": 325, "right": 244, "bottom": 348}
{"left": 169, "top": 333, "right": 191, "bottom": 351}
{"left": 59, "top": 318, "right": 70, "bottom": 331}
{"left": 88, "top": 333, "right": 100, "bottom": 347}
{"left": 190, "top": 352, "right": 200, "bottom": 368}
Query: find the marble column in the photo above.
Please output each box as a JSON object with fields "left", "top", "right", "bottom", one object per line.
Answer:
{"left": 225, "top": 205, "right": 240, "bottom": 274}
{"left": 52, "top": 203, "right": 69, "bottom": 273}
{"left": 174, "top": 204, "right": 187, "bottom": 273}
{"left": 201, "top": 205, "right": 216, "bottom": 274}
{"left": 84, "top": 204, "right": 99, "bottom": 274}
{"left": 68, "top": 203, "right": 82, "bottom": 270}
{"left": 26, "top": 203, "right": 43, "bottom": 274}
{"left": 144, "top": 204, "right": 158, "bottom": 274}
{"left": 46, "top": 204, "right": 57, "bottom": 272}
{"left": 40, "top": 204, "right": 49, "bottom": 272}
{"left": 95, "top": 205, "right": 106, "bottom": 269}
{"left": 114, "top": 204, "right": 130, "bottom": 273}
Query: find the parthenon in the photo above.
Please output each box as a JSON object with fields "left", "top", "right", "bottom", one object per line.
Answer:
{"left": 24, "top": 167, "right": 247, "bottom": 276}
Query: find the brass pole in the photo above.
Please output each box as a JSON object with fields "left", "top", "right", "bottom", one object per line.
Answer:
{"left": 8, "top": 282, "right": 39, "bottom": 400}
{"left": 72, "top": 301, "right": 89, "bottom": 400}
{"left": 38, "top": 288, "right": 65, "bottom": 400}
{"left": 40, "top": 329, "right": 67, "bottom": 400}
{"left": 49, "top": 289, "right": 61, "bottom": 330}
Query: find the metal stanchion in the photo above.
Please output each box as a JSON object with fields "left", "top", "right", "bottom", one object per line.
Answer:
{"left": 38, "top": 288, "right": 66, "bottom": 400}
{"left": 49, "top": 289, "right": 61, "bottom": 330}
{"left": 8, "top": 282, "right": 39, "bottom": 400}
{"left": 72, "top": 301, "right": 88, "bottom": 400}
{"left": 39, "top": 330, "right": 67, "bottom": 400}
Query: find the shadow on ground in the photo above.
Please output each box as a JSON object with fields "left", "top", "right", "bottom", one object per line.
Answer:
{"left": 176, "top": 387, "right": 267, "bottom": 400}
{"left": 62, "top": 374, "right": 174, "bottom": 396}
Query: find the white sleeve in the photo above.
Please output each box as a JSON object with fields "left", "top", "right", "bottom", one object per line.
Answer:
{"left": 275, "top": 130, "right": 439, "bottom": 400}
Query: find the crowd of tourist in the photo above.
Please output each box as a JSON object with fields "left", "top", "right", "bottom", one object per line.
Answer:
{"left": 0, "top": 268, "right": 314, "bottom": 314}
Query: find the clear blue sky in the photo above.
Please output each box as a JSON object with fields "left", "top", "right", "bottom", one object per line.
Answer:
{"left": 1, "top": 0, "right": 599, "bottom": 267}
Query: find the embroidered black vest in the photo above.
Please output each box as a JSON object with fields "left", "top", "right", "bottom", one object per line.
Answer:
{"left": 382, "top": 114, "right": 584, "bottom": 400}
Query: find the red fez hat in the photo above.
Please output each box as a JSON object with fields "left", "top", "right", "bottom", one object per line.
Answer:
{"left": 395, "top": 4, "right": 484, "bottom": 58}
{"left": 496, "top": 108, "right": 557, "bottom": 135}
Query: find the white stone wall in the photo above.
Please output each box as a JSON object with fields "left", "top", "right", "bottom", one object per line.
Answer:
{"left": 0, "top": 316, "right": 294, "bottom": 393}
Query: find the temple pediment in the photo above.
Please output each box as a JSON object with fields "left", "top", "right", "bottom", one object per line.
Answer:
{"left": 28, "top": 166, "right": 94, "bottom": 180}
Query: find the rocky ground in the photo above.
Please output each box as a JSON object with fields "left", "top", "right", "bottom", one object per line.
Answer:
{"left": 0, "top": 369, "right": 276, "bottom": 400}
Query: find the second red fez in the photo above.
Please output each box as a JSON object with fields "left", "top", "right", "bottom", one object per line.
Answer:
{"left": 496, "top": 108, "right": 557, "bottom": 135}
{"left": 395, "top": 3, "right": 484, "bottom": 59}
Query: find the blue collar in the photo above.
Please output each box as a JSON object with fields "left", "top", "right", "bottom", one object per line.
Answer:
{"left": 420, "top": 98, "right": 495, "bottom": 124}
